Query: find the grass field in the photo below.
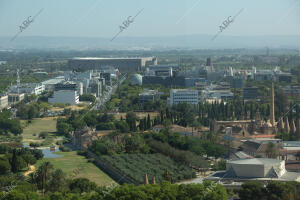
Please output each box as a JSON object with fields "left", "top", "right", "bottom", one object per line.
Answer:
{"left": 114, "top": 112, "right": 159, "bottom": 120}
{"left": 36, "top": 151, "right": 115, "bottom": 186}
{"left": 22, "top": 117, "right": 58, "bottom": 146}
{"left": 50, "top": 105, "right": 87, "bottom": 112}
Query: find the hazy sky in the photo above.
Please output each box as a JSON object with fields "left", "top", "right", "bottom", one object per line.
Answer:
{"left": 1, "top": 0, "right": 300, "bottom": 38}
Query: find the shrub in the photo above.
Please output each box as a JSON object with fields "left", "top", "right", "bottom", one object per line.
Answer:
{"left": 29, "top": 142, "right": 41, "bottom": 148}
{"left": 77, "top": 150, "right": 86, "bottom": 156}
{"left": 39, "top": 132, "right": 49, "bottom": 139}
{"left": 59, "top": 145, "right": 71, "bottom": 152}
{"left": 53, "top": 103, "right": 65, "bottom": 108}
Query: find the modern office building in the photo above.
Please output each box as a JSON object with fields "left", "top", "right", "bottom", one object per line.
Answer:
{"left": 49, "top": 90, "right": 79, "bottom": 105}
{"left": 169, "top": 89, "right": 198, "bottom": 105}
{"left": 48, "top": 82, "right": 80, "bottom": 105}
{"left": 68, "top": 57, "right": 157, "bottom": 72}
{"left": 276, "top": 72, "right": 292, "bottom": 83}
{"left": 101, "top": 73, "right": 112, "bottom": 86}
{"left": 243, "top": 87, "right": 258, "bottom": 100}
{"left": 230, "top": 77, "right": 244, "bottom": 89}
{"left": 90, "top": 80, "right": 102, "bottom": 97}
{"left": 146, "top": 64, "right": 180, "bottom": 77}
{"left": 55, "top": 82, "right": 78, "bottom": 91}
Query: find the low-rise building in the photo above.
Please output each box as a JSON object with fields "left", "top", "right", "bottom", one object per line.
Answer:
{"left": 0, "top": 95, "right": 8, "bottom": 109}
{"left": 8, "top": 93, "right": 25, "bottom": 104}
{"left": 201, "top": 89, "right": 234, "bottom": 101}
{"left": 138, "top": 89, "right": 160, "bottom": 103}
{"left": 9, "top": 83, "right": 45, "bottom": 95}
{"left": 241, "top": 139, "right": 282, "bottom": 158}
{"left": 279, "top": 86, "right": 300, "bottom": 98}
{"left": 169, "top": 89, "right": 198, "bottom": 105}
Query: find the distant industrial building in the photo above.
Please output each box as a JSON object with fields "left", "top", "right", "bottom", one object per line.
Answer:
{"left": 253, "top": 68, "right": 292, "bottom": 83}
{"left": 68, "top": 57, "right": 157, "bottom": 72}
{"left": 169, "top": 89, "right": 198, "bottom": 105}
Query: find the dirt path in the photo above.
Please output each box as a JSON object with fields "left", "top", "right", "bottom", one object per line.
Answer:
{"left": 24, "top": 165, "right": 35, "bottom": 176}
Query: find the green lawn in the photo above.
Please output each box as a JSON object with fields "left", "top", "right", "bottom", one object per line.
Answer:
{"left": 36, "top": 151, "right": 116, "bottom": 186}
{"left": 22, "top": 117, "right": 58, "bottom": 146}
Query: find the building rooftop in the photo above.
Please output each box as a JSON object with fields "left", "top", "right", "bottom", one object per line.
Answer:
{"left": 229, "top": 158, "right": 282, "bottom": 165}
{"left": 42, "top": 77, "right": 65, "bottom": 85}
{"left": 71, "top": 57, "right": 154, "bottom": 60}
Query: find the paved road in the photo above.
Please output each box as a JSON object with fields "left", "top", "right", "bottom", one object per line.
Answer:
{"left": 93, "top": 73, "right": 127, "bottom": 110}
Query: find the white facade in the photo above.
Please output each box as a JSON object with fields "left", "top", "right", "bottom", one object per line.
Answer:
{"left": 169, "top": 89, "right": 198, "bottom": 105}
{"left": 77, "top": 82, "right": 83, "bottom": 95}
{"left": 33, "top": 84, "right": 45, "bottom": 95}
{"left": 42, "top": 76, "right": 65, "bottom": 91}
{"left": 10, "top": 83, "right": 45, "bottom": 95}
{"left": 0, "top": 95, "right": 8, "bottom": 109}
{"left": 49, "top": 90, "right": 79, "bottom": 105}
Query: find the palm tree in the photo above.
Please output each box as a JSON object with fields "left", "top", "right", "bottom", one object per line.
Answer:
{"left": 36, "top": 162, "right": 53, "bottom": 196}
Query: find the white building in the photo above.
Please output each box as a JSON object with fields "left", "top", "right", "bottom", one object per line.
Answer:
{"left": 0, "top": 95, "right": 8, "bottom": 109}
{"left": 10, "top": 83, "right": 45, "bottom": 95}
{"left": 8, "top": 93, "right": 25, "bottom": 104}
{"left": 49, "top": 90, "right": 79, "bottom": 105}
{"left": 169, "top": 89, "right": 198, "bottom": 105}
{"left": 42, "top": 76, "right": 65, "bottom": 91}
{"left": 206, "top": 158, "right": 300, "bottom": 182}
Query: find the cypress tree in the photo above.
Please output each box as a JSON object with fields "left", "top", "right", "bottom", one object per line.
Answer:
{"left": 143, "top": 117, "right": 147, "bottom": 131}
{"left": 147, "top": 114, "right": 151, "bottom": 129}
{"left": 11, "top": 149, "right": 17, "bottom": 173}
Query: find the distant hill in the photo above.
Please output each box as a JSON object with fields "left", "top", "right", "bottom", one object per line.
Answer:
{"left": 0, "top": 35, "right": 300, "bottom": 50}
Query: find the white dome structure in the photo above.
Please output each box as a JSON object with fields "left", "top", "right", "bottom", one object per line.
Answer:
{"left": 130, "top": 74, "right": 143, "bottom": 86}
